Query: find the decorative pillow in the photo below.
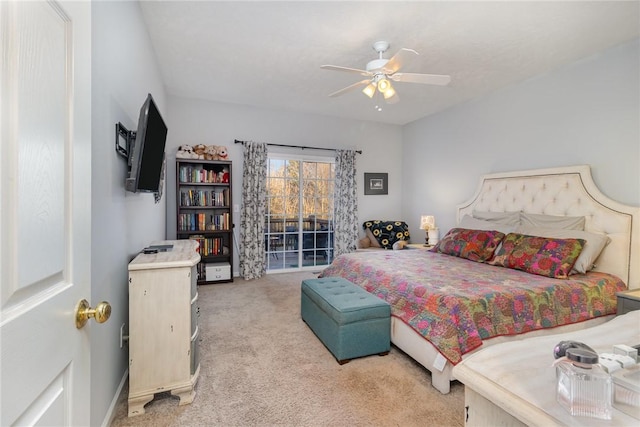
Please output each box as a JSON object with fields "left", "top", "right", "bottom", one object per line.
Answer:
{"left": 363, "top": 220, "right": 410, "bottom": 250}
{"left": 516, "top": 225, "right": 610, "bottom": 274}
{"left": 431, "top": 228, "right": 505, "bottom": 262}
{"left": 459, "top": 215, "right": 517, "bottom": 235}
{"left": 472, "top": 211, "right": 521, "bottom": 226}
{"left": 490, "top": 233, "right": 586, "bottom": 279}
{"left": 520, "top": 212, "right": 585, "bottom": 230}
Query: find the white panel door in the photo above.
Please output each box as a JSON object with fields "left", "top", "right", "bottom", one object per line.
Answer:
{"left": 1, "top": 1, "right": 92, "bottom": 425}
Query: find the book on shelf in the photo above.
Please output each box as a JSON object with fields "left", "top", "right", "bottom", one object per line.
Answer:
{"left": 179, "top": 165, "right": 229, "bottom": 184}
{"left": 178, "top": 212, "right": 230, "bottom": 231}
{"left": 180, "top": 188, "right": 229, "bottom": 207}
{"left": 188, "top": 235, "right": 227, "bottom": 257}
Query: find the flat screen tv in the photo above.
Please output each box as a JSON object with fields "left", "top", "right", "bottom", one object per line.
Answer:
{"left": 125, "top": 93, "right": 168, "bottom": 193}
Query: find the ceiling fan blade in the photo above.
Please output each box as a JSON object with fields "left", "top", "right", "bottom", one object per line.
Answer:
{"left": 321, "top": 65, "right": 371, "bottom": 77}
{"left": 382, "top": 48, "right": 419, "bottom": 74}
{"left": 328, "top": 79, "right": 370, "bottom": 97}
{"left": 390, "top": 72, "right": 451, "bottom": 86}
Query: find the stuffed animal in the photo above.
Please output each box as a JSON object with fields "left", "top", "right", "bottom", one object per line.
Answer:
{"left": 216, "top": 145, "right": 229, "bottom": 160}
{"left": 193, "top": 144, "right": 206, "bottom": 160}
{"left": 176, "top": 144, "right": 198, "bottom": 159}
{"left": 204, "top": 145, "right": 218, "bottom": 161}
{"left": 392, "top": 240, "right": 408, "bottom": 250}
{"left": 221, "top": 166, "right": 230, "bottom": 183}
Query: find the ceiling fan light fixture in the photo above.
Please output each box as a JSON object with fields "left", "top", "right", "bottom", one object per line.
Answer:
{"left": 382, "top": 85, "right": 396, "bottom": 100}
{"left": 377, "top": 77, "right": 391, "bottom": 92}
{"left": 362, "top": 83, "right": 376, "bottom": 98}
{"left": 321, "top": 40, "right": 451, "bottom": 106}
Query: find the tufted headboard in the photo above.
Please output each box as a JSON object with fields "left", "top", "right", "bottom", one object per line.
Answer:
{"left": 457, "top": 165, "right": 639, "bottom": 289}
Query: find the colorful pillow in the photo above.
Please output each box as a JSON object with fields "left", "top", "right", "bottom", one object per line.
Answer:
{"left": 431, "top": 228, "right": 505, "bottom": 262}
{"left": 363, "top": 220, "right": 410, "bottom": 249}
{"left": 515, "top": 225, "right": 610, "bottom": 274}
{"left": 490, "top": 233, "right": 586, "bottom": 279}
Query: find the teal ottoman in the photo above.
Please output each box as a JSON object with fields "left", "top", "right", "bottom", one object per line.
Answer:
{"left": 301, "top": 277, "right": 391, "bottom": 364}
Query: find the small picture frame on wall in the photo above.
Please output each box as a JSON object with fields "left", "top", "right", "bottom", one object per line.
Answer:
{"left": 364, "top": 173, "right": 388, "bottom": 195}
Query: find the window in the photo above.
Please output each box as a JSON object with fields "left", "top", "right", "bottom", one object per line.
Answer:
{"left": 265, "top": 156, "right": 334, "bottom": 271}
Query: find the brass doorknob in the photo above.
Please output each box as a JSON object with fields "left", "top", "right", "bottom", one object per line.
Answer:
{"left": 75, "top": 299, "right": 111, "bottom": 329}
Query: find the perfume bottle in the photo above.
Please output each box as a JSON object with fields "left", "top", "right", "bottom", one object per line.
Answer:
{"left": 556, "top": 348, "right": 612, "bottom": 420}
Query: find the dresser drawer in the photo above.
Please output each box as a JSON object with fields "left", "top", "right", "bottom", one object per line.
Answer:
{"left": 191, "top": 293, "right": 199, "bottom": 335}
{"left": 205, "top": 262, "right": 231, "bottom": 281}
{"left": 190, "top": 326, "right": 200, "bottom": 375}
{"left": 617, "top": 289, "right": 640, "bottom": 315}
{"left": 618, "top": 296, "right": 640, "bottom": 315}
{"left": 190, "top": 265, "right": 197, "bottom": 298}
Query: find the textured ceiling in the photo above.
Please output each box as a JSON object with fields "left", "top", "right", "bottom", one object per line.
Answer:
{"left": 140, "top": 1, "right": 639, "bottom": 125}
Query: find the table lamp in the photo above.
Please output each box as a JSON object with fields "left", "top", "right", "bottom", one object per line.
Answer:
{"left": 420, "top": 215, "right": 436, "bottom": 246}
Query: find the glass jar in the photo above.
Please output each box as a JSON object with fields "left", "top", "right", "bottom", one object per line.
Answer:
{"left": 556, "top": 348, "right": 612, "bottom": 420}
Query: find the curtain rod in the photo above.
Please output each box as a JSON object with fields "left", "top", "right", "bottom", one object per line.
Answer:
{"left": 234, "top": 139, "right": 362, "bottom": 154}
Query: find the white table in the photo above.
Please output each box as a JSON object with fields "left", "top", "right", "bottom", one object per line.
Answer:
{"left": 453, "top": 310, "right": 640, "bottom": 426}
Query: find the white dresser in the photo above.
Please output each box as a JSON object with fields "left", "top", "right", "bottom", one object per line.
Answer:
{"left": 453, "top": 311, "right": 640, "bottom": 426}
{"left": 127, "top": 240, "right": 201, "bottom": 417}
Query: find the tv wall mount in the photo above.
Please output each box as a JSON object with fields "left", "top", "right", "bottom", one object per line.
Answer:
{"left": 115, "top": 122, "right": 163, "bottom": 203}
{"left": 115, "top": 122, "right": 135, "bottom": 164}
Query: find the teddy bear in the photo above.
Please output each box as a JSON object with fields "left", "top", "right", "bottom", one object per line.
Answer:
{"left": 220, "top": 166, "right": 230, "bottom": 183}
{"left": 216, "top": 145, "right": 229, "bottom": 160}
{"left": 176, "top": 144, "right": 198, "bottom": 159}
{"left": 204, "top": 145, "right": 218, "bottom": 161}
{"left": 193, "top": 144, "right": 206, "bottom": 160}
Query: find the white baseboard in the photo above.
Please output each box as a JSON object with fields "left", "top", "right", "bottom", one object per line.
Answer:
{"left": 101, "top": 369, "right": 128, "bottom": 427}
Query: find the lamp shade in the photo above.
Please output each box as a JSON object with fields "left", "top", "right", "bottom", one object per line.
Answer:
{"left": 420, "top": 215, "right": 435, "bottom": 230}
{"left": 377, "top": 77, "right": 391, "bottom": 92}
{"left": 362, "top": 83, "right": 376, "bottom": 98}
{"left": 382, "top": 85, "right": 396, "bottom": 100}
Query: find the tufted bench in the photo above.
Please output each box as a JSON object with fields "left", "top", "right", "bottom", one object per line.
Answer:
{"left": 301, "top": 277, "right": 391, "bottom": 364}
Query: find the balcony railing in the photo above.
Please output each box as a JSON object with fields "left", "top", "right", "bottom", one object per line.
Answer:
{"left": 265, "top": 216, "right": 334, "bottom": 268}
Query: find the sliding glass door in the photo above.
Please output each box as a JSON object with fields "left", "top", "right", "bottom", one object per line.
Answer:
{"left": 265, "top": 156, "right": 334, "bottom": 271}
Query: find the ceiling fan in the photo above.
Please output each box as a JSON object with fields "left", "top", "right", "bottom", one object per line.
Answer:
{"left": 321, "top": 41, "right": 451, "bottom": 107}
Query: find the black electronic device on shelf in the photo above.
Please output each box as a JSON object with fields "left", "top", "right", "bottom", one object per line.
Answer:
{"left": 115, "top": 93, "right": 168, "bottom": 197}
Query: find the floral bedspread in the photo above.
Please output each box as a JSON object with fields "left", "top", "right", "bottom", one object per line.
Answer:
{"left": 318, "top": 250, "right": 626, "bottom": 364}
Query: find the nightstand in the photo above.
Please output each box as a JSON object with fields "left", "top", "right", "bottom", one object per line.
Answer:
{"left": 616, "top": 288, "right": 640, "bottom": 315}
{"left": 406, "top": 243, "right": 434, "bottom": 250}
{"left": 453, "top": 311, "right": 640, "bottom": 426}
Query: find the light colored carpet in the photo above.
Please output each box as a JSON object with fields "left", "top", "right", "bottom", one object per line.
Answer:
{"left": 110, "top": 271, "right": 464, "bottom": 426}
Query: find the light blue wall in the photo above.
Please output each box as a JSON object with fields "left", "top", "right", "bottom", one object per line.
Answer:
{"left": 164, "top": 96, "right": 404, "bottom": 272}
{"left": 91, "top": 2, "right": 167, "bottom": 425}
{"left": 402, "top": 38, "right": 640, "bottom": 240}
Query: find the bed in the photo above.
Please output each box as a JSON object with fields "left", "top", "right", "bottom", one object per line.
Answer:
{"left": 319, "top": 165, "right": 639, "bottom": 394}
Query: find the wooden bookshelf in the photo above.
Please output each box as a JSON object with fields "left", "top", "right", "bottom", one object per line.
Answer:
{"left": 176, "top": 159, "right": 233, "bottom": 284}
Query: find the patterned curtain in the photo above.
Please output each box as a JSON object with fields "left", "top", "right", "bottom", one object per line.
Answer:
{"left": 239, "top": 142, "right": 268, "bottom": 280}
{"left": 333, "top": 150, "right": 358, "bottom": 257}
